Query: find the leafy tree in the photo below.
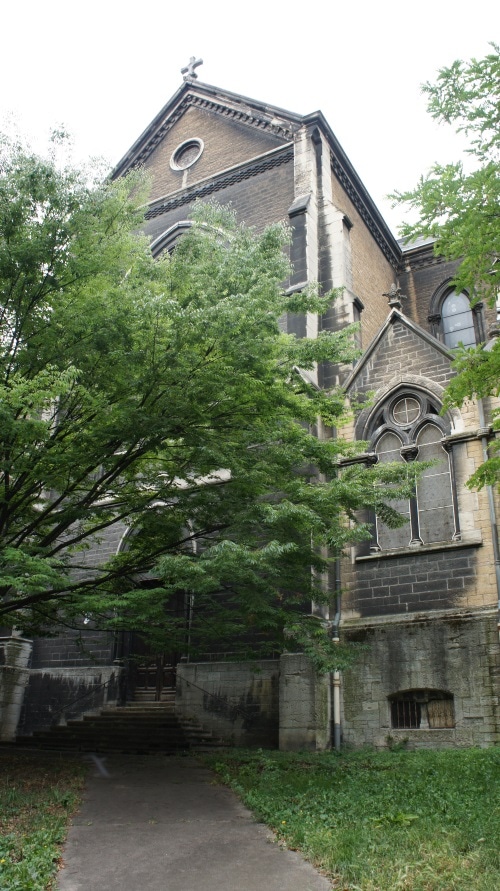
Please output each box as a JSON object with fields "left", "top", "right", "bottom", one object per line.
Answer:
{"left": 0, "top": 136, "right": 412, "bottom": 668}
{"left": 391, "top": 45, "right": 500, "bottom": 489}
{"left": 392, "top": 44, "right": 499, "bottom": 304}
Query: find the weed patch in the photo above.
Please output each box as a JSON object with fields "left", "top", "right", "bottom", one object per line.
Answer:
{"left": 205, "top": 747, "right": 500, "bottom": 890}
{"left": 0, "top": 750, "right": 85, "bottom": 891}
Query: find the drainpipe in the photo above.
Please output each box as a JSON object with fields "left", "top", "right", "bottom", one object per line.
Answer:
{"left": 332, "top": 555, "right": 342, "bottom": 750}
{"left": 477, "top": 397, "right": 500, "bottom": 641}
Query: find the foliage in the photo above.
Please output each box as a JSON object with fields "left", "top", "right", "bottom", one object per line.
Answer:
{"left": 0, "top": 135, "right": 415, "bottom": 666}
{"left": 0, "top": 751, "right": 85, "bottom": 890}
{"left": 442, "top": 343, "right": 500, "bottom": 489}
{"left": 391, "top": 44, "right": 499, "bottom": 305}
{"left": 391, "top": 45, "right": 500, "bottom": 489}
{"left": 207, "top": 747, "right": 500, "bottom": 890}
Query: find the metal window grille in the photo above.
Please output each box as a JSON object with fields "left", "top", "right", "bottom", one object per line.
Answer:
{"left": 391, "top": 699, "right": 421, "bottom": 729}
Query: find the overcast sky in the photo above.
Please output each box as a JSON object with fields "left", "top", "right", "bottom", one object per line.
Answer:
{"left": 2, "top": 1, "right": 496, "bottom": 235}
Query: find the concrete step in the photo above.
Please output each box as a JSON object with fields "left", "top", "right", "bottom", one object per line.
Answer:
{"left": 16, "top": 704, "right": 227, "bottom": 753}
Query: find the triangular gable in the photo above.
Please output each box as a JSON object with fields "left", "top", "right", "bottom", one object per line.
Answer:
{"left": 111, "top": 78, "right": 401, "bottom": 267}
{"left": 344, "top": 309, "right": 454, "bottom": 397}
{"left": 111, "top": 80, "right": 301, "bottom": 181}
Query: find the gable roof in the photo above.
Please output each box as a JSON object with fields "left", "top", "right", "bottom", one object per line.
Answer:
{"left": 111, "top": 79, "right": 301, "bottom": 181}
{"left": 343, "top": 308, "right": 454, "bottom": 393}
{"left": 111, "top": 78, "right": 402, "bottom": 267}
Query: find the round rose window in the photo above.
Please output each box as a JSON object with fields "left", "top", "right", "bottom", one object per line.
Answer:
{"left": 392, "top": 397, "right": 421, "bottom": 426}
{"left": 170, "top": 138, "right": 204, "bottom": 171}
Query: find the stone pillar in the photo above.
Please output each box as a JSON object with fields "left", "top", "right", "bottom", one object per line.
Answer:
{"left": 0, "top": 636, "right": 33, "bottom": 742}
{"left": 279, "top": 653, "right": 331, "bottom": 751}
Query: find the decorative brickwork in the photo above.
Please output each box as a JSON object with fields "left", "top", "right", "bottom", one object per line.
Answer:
{"left": 348, "top": 316, "right": 454, "bottom": 401}
{"left": 145, "top": 147, "right": 294, "bottom": 220}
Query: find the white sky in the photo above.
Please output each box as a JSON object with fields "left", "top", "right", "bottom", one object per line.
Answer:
{"left": 2, "top": 1, "right": 497, "bottom": 235}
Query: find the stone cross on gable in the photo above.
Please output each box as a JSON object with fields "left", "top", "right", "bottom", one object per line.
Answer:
{"left": 181, "top": 56, "right": 203, "bottom": 81}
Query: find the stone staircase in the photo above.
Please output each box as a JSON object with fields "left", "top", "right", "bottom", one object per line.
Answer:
{"left": 15, "top": 700, "right": 226, "bottom": 754}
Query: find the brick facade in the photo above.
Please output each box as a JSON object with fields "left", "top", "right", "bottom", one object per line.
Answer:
{"left": 340, "top": 253, "right": 500, "bottom": 747}
{"left": 5, "top": 77, "right": 498, "bottom": 750}
{"left": 143, "top": 104, "right": 287, "bottom": 199}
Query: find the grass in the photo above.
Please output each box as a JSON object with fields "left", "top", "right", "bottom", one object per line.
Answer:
{"left": 0, "top": 750, "right": 86, "bottom": 891}
{"left": 205, "top": 746, "right": 500, "bottom": 891}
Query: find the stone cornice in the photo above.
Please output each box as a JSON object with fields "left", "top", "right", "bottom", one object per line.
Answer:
{"left": 112, "top": 84, "right": 296, "bottom": 179}
{"left": 133, "top": 94, "right": 293, "bottom": 170}
{"left": 187, "top": 94, "right": 294, "bottom": 140}
{"left": 404, "top": 251, "right": 445, "bottom": 272}
{"left": 342, "top": 604, "right": 496, "bottom": 629}
{"left": 354, "top": 532, "right": 483, "bottom": 563}
{"left": 330, "top": 151, "right": 402, "bottom": 270}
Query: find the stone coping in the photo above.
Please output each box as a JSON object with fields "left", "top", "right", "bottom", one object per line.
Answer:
{"left": 355, "top": 532, "right": 482, "bottom": 563}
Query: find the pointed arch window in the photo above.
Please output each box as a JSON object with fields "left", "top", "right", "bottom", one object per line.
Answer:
{"left": 428, "top": 285, "right": 484, "bottom": 348}
{"left": 370, "top": 391, "right": 460, "bottom": 551}
{"left": 376, "top": 430, "right": 411, "bottom": 550}
{"left": 441, "top": 291, "right": 476, "bottom": 348}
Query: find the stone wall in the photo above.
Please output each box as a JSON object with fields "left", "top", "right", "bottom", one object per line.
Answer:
{"left": 330, "top": 169, "right": 396, "bottom": 349}
{"left": 345, "top": 542, "right": 487, "bottom": 618}
{"left": 20, "top": 665, "right": 122, "bottom": 736}
{"left": 341, "top": 611, "right": 500, "bottom": 748}
{"left": 31, "top": 628, "right": 116, "bottom": 669}
{"left": 176, "top": 655, "right": 333, "bottom": 751}
{"left": 0, "top": 636, "right": 32, "bottom": 742}
{"left": 176, "top": 659, "right": 280, "bottom": 747}
{"left": 279, "top": 653, "right": 331, "bottom": 751}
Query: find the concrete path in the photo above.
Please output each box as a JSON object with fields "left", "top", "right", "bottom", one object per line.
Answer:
{"left": 57, "top": 754, "right": 332, "bottom": 891}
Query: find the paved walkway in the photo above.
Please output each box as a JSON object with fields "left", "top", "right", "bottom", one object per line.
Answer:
{"left": 57, "top": 755, "right": 332, "bottom": 891}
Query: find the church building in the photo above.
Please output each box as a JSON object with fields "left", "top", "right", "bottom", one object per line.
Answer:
{"left": 2, "top": 64, "right": 499, "bottom": 750}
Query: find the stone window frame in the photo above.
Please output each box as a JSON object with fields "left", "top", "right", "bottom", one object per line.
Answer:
{"left": 150, "top": 221, "right": 193, "bottom": 258}
{"left": 368, "top": 388, "right": 461, "bottom": 552}
{"left": 428, "top": 279, "right": 485, "bottom": 348}
{"left": 169, "top": 138, "right": 204, "bottom": 172}
{"left": 389, "top": 688, "right": 455, "bottom": 730}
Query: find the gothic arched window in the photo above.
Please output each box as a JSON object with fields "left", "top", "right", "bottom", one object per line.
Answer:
{"left": 370, "top": 391, "right": 460, "bottom": 551}
{"left": 428, "top": 284, "right": 484, "bottom": 348}
{"left": 441, "top": 291, "right": 476, "bottom": 348}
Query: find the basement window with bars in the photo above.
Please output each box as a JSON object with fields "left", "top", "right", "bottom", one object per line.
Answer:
{"left": 389, "top": 689, "right": 455, "bottom": 729}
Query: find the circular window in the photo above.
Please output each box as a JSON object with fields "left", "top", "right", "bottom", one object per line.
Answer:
{"left": 392, "top": 397, "right": 421, "bottom": 426}
{"left": 170, "top": 138, "right": 204, "bottom": 171}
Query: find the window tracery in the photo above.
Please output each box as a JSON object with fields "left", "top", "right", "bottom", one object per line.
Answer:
{"left": 369, "top": 391, "right": 460, "bottom": 551}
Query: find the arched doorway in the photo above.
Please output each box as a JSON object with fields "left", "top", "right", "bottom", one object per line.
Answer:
{"left": 123, "top": 586, "right": 189, "bottom": 702}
